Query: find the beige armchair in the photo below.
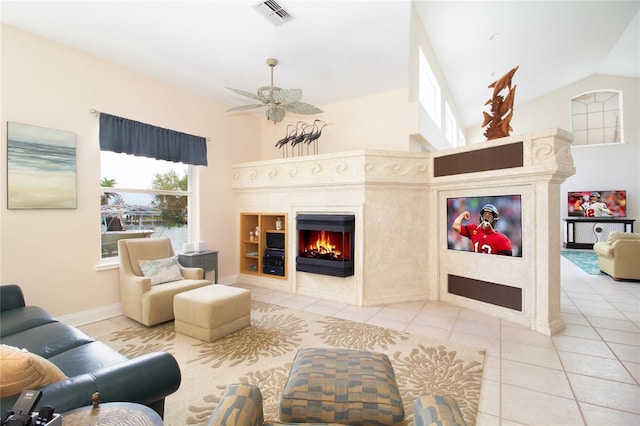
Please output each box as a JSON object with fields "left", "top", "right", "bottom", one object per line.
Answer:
{"left": 118, "top": 237, "right": 212, "bottom": 326}
{"left": 593, "top": 232, "right": 640, "bottom": 281}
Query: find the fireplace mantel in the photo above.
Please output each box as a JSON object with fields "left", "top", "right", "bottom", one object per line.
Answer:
{"left": 232, "top": 129, "right": 575, "bottom": 335}
{"left": 232, "top": 150, "right": 430, "bottom": 190}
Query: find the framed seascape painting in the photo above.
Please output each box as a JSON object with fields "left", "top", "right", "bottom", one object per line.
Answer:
{"left": 7, "top": 122, "right": 77, "bottom": 209}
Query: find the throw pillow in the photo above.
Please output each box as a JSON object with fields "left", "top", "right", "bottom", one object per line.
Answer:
{"left": 138, "top": 257, "right": 183, "bottom": 285}
{"left": 0, "top": 344, "right": 67, "bottom": 397}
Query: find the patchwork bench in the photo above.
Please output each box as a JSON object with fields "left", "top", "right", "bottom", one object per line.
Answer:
{"left": 280, "top": 348, "right": 405, "bottom": 425}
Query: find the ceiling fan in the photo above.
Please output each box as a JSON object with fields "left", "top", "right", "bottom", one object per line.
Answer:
{"left": 226, "top": 58, "right": 323, "bottom": 124}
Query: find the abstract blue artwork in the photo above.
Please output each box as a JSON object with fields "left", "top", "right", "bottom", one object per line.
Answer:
{"left": 7, "top": 122, "right": 77, "bottom": 209}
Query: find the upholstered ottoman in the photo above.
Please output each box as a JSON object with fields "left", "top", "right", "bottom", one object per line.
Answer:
{"left": 173, "top": 285, "right": 251, "bottom": 342}
{"left": 280, "top": 348, "right": 405, "bottom": 425}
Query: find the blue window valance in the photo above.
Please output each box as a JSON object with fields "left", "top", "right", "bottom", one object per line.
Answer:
{"left": 99, "top": 113, "right": 207, "bottom": 166}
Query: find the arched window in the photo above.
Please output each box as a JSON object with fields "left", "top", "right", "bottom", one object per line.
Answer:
{"left": 570, "top": 90, "right": 623, "bottom": 146}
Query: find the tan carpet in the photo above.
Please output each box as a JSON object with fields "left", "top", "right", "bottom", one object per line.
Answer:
{"left": 99, "top": 301, "right": 485, "bottom": 425}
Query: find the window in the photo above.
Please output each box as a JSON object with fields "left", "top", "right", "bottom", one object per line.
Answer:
{"left": 571, "top": 90, "right": 623, "bottom": 146}
{"left": 419, "top": 47, "right": 442, "bottom": 127}
{"left": 457, "top": 128, "right": 466, "bottom": 147}
{"left": 444, "top": 102, "right": 457, "bottom": 146}
{"left": 100, "top": 151, "right": 191, "bottom": 259}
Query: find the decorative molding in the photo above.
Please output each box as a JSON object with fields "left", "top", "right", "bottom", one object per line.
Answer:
{"left": 232, "top": 150, "right": 430, "bottom": 190}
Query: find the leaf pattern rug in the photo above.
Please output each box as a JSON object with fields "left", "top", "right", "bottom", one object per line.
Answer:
{"left": 99, "top": 301, "right": 486, "bottom": 425}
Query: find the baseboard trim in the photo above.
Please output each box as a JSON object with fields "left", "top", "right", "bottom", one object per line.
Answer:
{"left": 58, "top": 303, "right": 123, "bottom": 327}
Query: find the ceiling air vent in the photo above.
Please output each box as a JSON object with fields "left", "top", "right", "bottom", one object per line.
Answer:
{"left": 253, "top": 0, "right": 294, "bottom": 26}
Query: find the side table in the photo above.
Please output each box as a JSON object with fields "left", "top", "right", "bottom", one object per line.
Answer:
{"left": 178, "top": 250, "right": 219, "bottom": 283}
{"left": 62, "top": 402, "right": 162, "bottom": 425}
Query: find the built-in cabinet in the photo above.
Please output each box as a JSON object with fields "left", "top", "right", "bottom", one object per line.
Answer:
{"left": 563, "top": 217, "right": 635, "bottom": 249}
{"left": 240, "top": 213, "right": 287, "bottom": 279}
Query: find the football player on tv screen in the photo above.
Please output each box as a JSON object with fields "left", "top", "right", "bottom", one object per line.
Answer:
{"left": 452, "top": 204, "right": 513, "bottom": 256}
{"left": 579, "top": 192, "right": 612, "bottom": 217}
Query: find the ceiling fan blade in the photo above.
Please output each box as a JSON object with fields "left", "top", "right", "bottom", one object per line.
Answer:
{"left": 226, "top": 87, "right": 263, "bottom": 102}
{"left": 266, "top": 105, "right": 286, "bottom": 123}
{"left": 273, "top": 88, "right": 302, "bottom": 104}
{"left": 283, "top": 102, "right": 323, "bottom": 115}
{"left": 227, "top": 104, "right": 264, "bottom": 112}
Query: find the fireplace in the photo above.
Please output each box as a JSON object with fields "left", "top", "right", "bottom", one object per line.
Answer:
{"left": 296, "top": 214, "right": 355, "bottom": 277}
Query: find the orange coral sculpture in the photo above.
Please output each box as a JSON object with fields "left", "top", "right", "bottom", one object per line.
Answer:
{"left": 482, "top": 65, "right": 519, "bottom": 140}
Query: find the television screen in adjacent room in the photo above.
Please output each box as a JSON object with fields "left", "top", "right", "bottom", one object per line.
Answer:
{"left": 567, "top": 190, "right": 626, "bottom": 217}
{"left": 447, "top": 195, "right": 522, "bottom": 257}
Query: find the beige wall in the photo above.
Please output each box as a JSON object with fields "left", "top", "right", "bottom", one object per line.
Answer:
{"left": 2, "top": 22, "right": 638, "bottom": 320}
{"left": 0, "top": 24, "right": 259, "bottom": 316}
{"left": 257, "top": 88, "right": 417, "bottom": 160}
{"left": 0, "top": 24, "right": 418, "bottom": 319}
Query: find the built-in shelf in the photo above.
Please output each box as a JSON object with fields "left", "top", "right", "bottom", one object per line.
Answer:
{"left": 240, "top": 213, "right": 287, "bottom": 279}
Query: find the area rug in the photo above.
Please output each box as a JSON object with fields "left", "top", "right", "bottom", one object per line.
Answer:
{"left": 98, "top": 301, "right": 485, "bottom": 426}
{"left": 561, "top": 250, "right": 601, "bottom": 275}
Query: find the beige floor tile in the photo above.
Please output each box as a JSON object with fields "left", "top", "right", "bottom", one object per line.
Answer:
{"left": 366, "top": 315, "right": 408, "bottom": 332}
{"left": 596, "top": 327, "right": 640, "bottom": 346}
{"left": 501, "top": 340, "right": 562, "bottom": 370}
{"left": 623, "top": 360, "right": 640, "bottom": 383}
{"left": 477, "top": 378, "right": 499, "bottom": 417}
{"left": 77, "top": 320, "right": 122, "bottom": 337}
{"left": 580, "top": 402, "right": 640, "bottom": 425}
{"left": 330, "top": 309, "right": 374, "bottom": 323}
{"left": 303, "top": 302, "right": 343, "bottom": 317}
{"left": 411, "top": 311, "right": 457, "bottom": 331}
{"left": 499, "top": 419, "right": 527, "bottom": 426}
{"left": 501, "top": 359, "right": 574, "bottom": 398}
{"left": 108, "top": 315, "right": 139, "bottom": 328}
{"left": 588, "top": 316, "right": 640, "bottom": 333}
{"left": 481, "top": 354, "right": 501, "bottom": 382}
{"left": 568, "top": 373, "right": 640, "bottom": 414}
{"left": 581, "top": 306, "right": 629, "bottom": 321}
{"left": 453, "top": 318, "right": 500, "bottom": 339}
{"left": 552, "top": 335, "right": 616, "bottom": 358}
{"left": 449, "top": 330, "right": 500, "bottom": 358}
{"left": 558, "top": 351, "right": 636, "bottom": 384}
{"left": 561, "top": 311, "right": 590, "bottom": 326}
{"left": 475, "top": 411, "right": 500, "bottom": 426}
{"left": 386, "top": 300, "right": 426, "bottom": 312}
{"left": 339, "top": 304, "right": 383, "bottom": 316}
{"left": 501, "top": 325, "right": 554, "bottom": 348}
{"left": 275, "top": 294, "right": 319, "bottom": 310}
{"left": 377, "top": 306, "right": 419, "bottom": 323}
{"left": 458, "top": 308, "right": 501, "bottom": 325}
{"left": 501, "top": 384, "right": 583, "bottom": 425}
{"left": 403, "top": 323, "right": 451, "bottom": 342}
{"left": 419, "top": 302, "right": 461, "bottom": 318}
{"left": 313, "top": 298, "right": 349, "bottom": 308}
{"left": 556, "top": 322, "right": 601, "bottom": 340}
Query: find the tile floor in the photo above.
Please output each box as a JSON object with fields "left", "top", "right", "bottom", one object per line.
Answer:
{"left": 81, "top": 255, "right": 639, "bottom": 425}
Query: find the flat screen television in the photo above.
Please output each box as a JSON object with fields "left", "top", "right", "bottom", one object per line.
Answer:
{"left": 266, "top": 231, "right": 285, "bottom": 250}
{"left": 447, "top": 194, "right": 522, "bottom": 257}
{"left": 567, "top": 190, "right": 626, "bottom": 217}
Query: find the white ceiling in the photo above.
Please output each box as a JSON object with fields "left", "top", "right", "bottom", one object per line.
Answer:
{"left": 1, "top": 1, "right": 638, "bottom": 129}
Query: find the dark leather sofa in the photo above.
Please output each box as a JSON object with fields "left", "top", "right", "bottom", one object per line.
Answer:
{"left": 0, "top": 284, "right": 181, "bottom": 418}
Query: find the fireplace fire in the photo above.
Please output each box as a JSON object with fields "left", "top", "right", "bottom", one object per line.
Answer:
{"left": 296, "top": 214, "right": 355, "bottom": 277}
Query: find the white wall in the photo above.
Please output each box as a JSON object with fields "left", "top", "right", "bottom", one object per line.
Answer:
{"left": 468, "top": 74, "right": 639, "bottom": 233}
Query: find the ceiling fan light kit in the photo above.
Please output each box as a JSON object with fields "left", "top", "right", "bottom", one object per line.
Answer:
{"left": 227, "top": 58, "right": 323, "bottom": 124}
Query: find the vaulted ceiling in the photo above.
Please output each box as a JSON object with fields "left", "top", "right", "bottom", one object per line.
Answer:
{"left": 2, "top": 1, "right": 638, "bottom": 129}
